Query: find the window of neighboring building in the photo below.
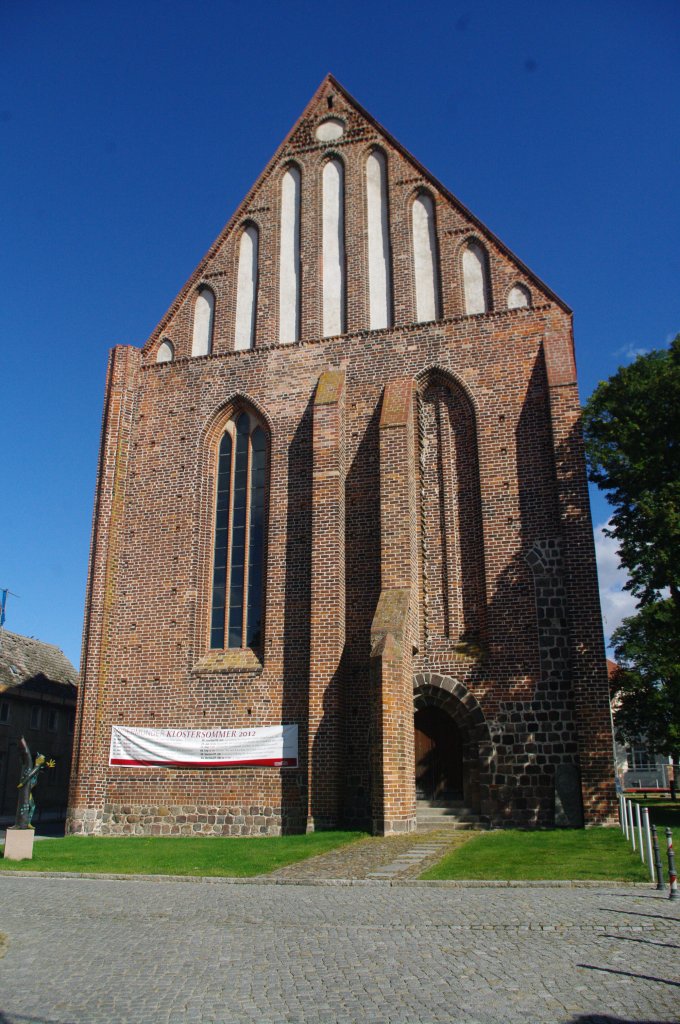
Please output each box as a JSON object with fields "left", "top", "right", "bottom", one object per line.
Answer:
{"left": 0, "top": 701, "right": 9, "bottom": 725}
{"left": 627, "top": 742, "right": 655, "bottom": 771}
{"left": 210, "top": 410, "right": 267, "bottom": 650}
{"left": 30, "top": 706, "right": 41, "bottom": 730}
{"left": 68, "top": 712, "right": 75, "bottom": 734}
{"left": 47, "top": 709, "right": 58, "bottom": 732}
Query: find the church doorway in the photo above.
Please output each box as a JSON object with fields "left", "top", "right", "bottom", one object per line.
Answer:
{"left": 414, "top": 706, "right": 463, "bottom": 802}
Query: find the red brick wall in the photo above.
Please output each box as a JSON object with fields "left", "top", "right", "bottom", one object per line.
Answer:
{"left": 67, "top": 78, "right": 615, "bottom": 836}
{"left": 308, "top": 370, "right": 346, "bottom": 829}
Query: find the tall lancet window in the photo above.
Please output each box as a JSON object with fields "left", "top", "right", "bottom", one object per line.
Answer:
{"left": 365, "top": 149, "right": 392, "bottom": 330}
{"left": 210, "top": 411, "right": 267, "bottom": 650}
{"left": 418, "top": 374, "right": 486, "bottom": 644}
{"left": 234, "top": 224, "right": 259, "bottom": 351}
{"left": 192, "top": 286, "right": 215, "bottom": 357}
{"left": 322, "top": 157, "right": 346, "bottom": 337}
{"left": 279, "top": 165, "right": 301, "bottom": 343}
{"left": 462, "top": 240, "right": 491, "bottom": 315}
{"left": 411, "top": 192, "right": 440, "bottom": 323}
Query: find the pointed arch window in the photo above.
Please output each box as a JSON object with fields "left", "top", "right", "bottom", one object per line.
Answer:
{"left": 210, "top": 411, "right": 267, "bottom": 650}
{"left": 411, "top": 192, "right": 440, "bottom": 323}
{"left": 462, "top": 240, "right": 491, "bottom": 315}
{"left": 192, "top": 286, "right": 215, "bottom": 356}
{"left": 234, "top": 223, "right": 259, "bottom": 350}
{"left": 418, "top": 373, "right": 486, "bottom": 644}
{"left": 156, "top": 339, "right": 174, "bottom": 363}
{"left": 507, "top": 283, "right": 531, "bottom": 309}
{"left": 322, "top": 157, "right": 346, "bottom": 337}
{"left": 279, "top": 165, "right": 301, "bottom": 343}
{"left": 365, "top": 149, "right": 392, "bottom": 329}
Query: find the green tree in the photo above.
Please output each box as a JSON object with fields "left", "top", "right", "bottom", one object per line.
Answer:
{"left": 582, "top": 334, "right": 680, "bottom": 608}
{"left": 611, "top": 600, "right": 680, "bottom": 795}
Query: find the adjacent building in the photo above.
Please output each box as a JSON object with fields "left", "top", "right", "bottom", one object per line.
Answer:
{"left": 0, "top": 629, "right": 78, "bottom": 821}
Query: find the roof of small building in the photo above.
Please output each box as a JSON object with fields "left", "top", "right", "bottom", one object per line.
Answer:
{"left": 606, "top": 658, "right": 619, "bottom": 678}
{"left": 0, "top": 629, "right": 78, "bottom": 695}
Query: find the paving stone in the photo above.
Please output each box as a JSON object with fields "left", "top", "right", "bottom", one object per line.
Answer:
{"left": 270, "top": 829, "right": 475, "bottom": 881}
{"left": 1, "top": 875, "right": 678, "bottom": 1023}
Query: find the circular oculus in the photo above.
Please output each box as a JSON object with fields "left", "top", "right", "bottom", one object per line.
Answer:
{"left": 315, "top": 118, "right": 344, "bottom": 142}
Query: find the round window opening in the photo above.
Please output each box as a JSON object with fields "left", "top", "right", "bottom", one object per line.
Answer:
{"left": 315, "top": 117, "right": 344, "bottom": 142}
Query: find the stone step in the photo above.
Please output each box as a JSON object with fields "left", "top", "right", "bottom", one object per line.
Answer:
{"left": 417, "top": 810, "right": 490, "bottom": 831}
{"left": 417, "top": 820, "right": 485, "bottom": 831}
{"left": 416, "top": 806, "right": 475, "bottom": 817}
{"left": 416, "top": 798, "right": 490, "bottom": 832}
{"left": 416, "top": 812, "right": 476, "bottom": 821}
{"left": 413, "top": 798, "right": 466, "bottom": 806}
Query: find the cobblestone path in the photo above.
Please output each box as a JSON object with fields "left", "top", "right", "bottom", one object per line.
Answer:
{"left": 270, "top": 829, "right": 474, "bottom": 880}
{"left": 1, "top": 875, "right": 678, "bottom": 1023}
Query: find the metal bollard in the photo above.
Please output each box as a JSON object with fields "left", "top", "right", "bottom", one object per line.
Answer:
{"left": 627, "top": 799, "right": 636, "bottom": 851}
{"left": 651, "top": 825, "right": 665, "bottom": 890}
{"left": 622, "top": 790, "right": 630, "bottom": 839}
{"left": 666, "top": 827, "right": 678, "bottom": 900}
{"left": 635, "top": 802, "right": 644, "bottom": 863}
{"left": 642, "top": 807, "right": 654, "bottom": 881}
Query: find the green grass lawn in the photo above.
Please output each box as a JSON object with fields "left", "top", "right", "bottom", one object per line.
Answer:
{"left": 420, "top": 827, "right": 652, "bottom": 882}
{"left": 0, "top": 830, "right": 364, "bottom": 877}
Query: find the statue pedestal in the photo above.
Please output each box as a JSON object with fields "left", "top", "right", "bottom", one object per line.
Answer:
{"left": 3, "top": 827, "right": 35, "bottom": 861}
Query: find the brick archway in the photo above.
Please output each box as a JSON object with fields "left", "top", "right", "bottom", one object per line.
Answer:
{"left": 413, "top": 672, "right": 492, "bottom": 814}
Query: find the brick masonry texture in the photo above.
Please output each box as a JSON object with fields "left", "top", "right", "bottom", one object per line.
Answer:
{"left": 67, "top": 75, "right": 615, "bottom": 836}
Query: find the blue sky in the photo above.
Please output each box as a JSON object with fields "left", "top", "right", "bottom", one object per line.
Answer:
{"left": 1, "top": 0, "right": 678, "bottom": 667}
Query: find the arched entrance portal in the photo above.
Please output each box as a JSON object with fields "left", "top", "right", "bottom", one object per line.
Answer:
{"left": 413, "top": 673, "right": 492, "bottom": 815}
{"left": 414, "top": 706, "right": 463, "bottom": 801}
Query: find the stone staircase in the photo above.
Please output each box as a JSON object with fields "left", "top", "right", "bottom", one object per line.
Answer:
{"left": 416, "top": 799, "right": 490, "bottom": 832}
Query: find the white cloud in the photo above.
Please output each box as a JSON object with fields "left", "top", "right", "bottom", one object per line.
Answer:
{"left": 593, "top": 520, "right": 638, "bottom": 649}
{"left": 613, "top": 343, "right": 649, "bottom": 363}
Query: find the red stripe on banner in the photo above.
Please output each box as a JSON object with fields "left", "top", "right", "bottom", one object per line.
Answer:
{"left": 110, "top": 757, "right": 298, "bottom": 768}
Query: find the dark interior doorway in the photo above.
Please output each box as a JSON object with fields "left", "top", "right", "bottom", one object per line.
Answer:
{"left": 414, "top": 706, "right": 463, "bottom": 801}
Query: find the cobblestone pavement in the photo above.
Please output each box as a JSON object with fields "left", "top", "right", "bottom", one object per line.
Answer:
{"left": 271, "top": 830, "right": 475, "bottom": 880}
{"left": 1, "top": 876, "right": 679, "bottom": 1024}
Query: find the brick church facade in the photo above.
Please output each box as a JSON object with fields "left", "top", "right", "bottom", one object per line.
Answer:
{"left": 68, "top": 76, "right": 615, "bottom": 836}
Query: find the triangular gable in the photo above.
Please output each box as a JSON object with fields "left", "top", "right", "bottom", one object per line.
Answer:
{"left": 142, "top": 74, "right": 568, "bottom": 355}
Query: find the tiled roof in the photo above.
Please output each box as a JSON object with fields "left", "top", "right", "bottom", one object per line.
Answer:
{"left": 0, "top": 629, "right": 78, "bottom": 694}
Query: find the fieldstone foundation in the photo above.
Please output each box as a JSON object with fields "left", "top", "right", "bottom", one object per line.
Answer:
{"left": 67, "top": 804, "right": 284, "bottom": 836}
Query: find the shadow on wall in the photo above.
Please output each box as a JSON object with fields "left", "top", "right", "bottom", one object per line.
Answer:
{"left": 280, "top": 396, "right": 314, "bottom": 833}
{"left": 343, "top": 401, "right": 382, "bottom": 829}
{"left": 277, "top": 347, "right": 609, "bottom": 832}
{"left": 424, "top": 349, "right": 607, "bottom": 828}
{"left": 462, "top": 347, "right": 588, "bottom": 827}
{"left": 408, "top": 349, "right": 583, "bottom": 828}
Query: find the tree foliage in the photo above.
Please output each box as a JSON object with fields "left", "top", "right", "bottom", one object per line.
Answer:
{"left": 582, "top": 335, "right": 680, "bottom": 608}
{"left": 610, "top": 600, "right": 680, "bottom": 763}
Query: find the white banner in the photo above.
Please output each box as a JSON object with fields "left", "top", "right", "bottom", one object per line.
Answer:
{"left": 109, "top": 724, "right": 298, "bottom": 768}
